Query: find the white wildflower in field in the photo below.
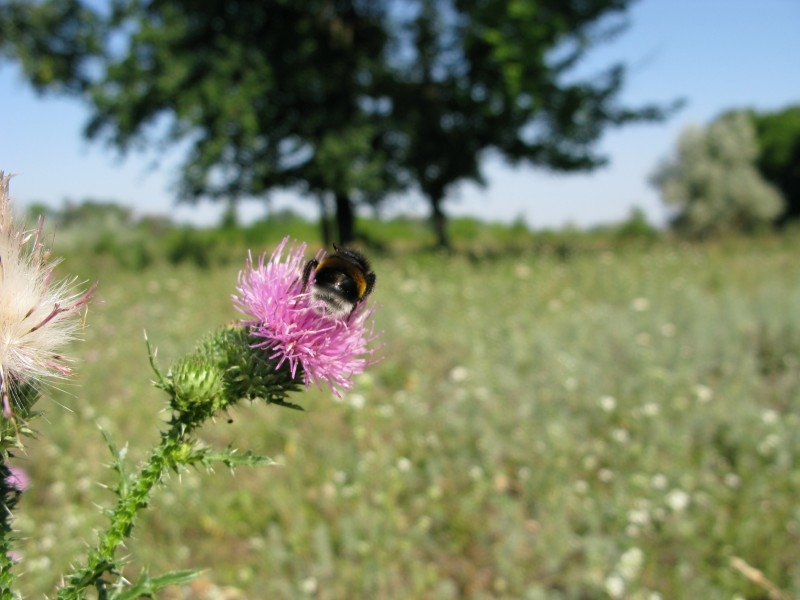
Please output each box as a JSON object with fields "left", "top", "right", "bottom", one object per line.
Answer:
{"left": 513, "top": 263, "right": 531, "bottom": 279}
{"left": 599, "top": 395, "right": 617, "bottom": 412}
{"left": 618, "top": 547, "right": 644, "bottom": 580}
{"left": 449, "top": 365, "right": 469, "bottom": 382}
{"left": 640, "top": 402, "right": 660, "bottom": 417}
{"left": 300, "top": 577, "right": 318, "bottom": 594}
{"left": 693, "top": 384, "right": 713, "bottom": 403}
{"left": 598, "top": 468, "right": 615, "bottom": 483}
{"left": 666, "top": 489, "right": 690, "bottom": 512}
{"left": 628, "top": 507, "right": 651, "bottom": 527}
{"left": 604, "top": 573, "right": 625, "bottom": 598}
{"left": 724, "top": 473, "right": 741, "bottom": 488}
{"left": 347, "top": 393, "right": 366, "bottom": 410}
{"left": 651, "top": 473, "right": 669, "bottom": 490}
{"left": 761, "top": 409, "right": 779, "bottom": 424}
{"left": 660, "top": 322, "right": 676, "bottom": 337}
{"left": 757, "top": 433, "right": 781, "bottom": 455}
{"left": 606, "top": 547, "right": 645, "bottom": 597}
{"left": 468, "top": 464, "right": 484, "bottom": 480}
{"left": 611, "top": 427, "right": 630, "bottom": 444}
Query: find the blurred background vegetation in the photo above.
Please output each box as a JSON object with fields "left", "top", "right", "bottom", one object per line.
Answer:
{"left": 1, "top": 0, "right": 800, "bottom": 598}
{"left": 7, "top": 217, "right": 800, "bottom": 599}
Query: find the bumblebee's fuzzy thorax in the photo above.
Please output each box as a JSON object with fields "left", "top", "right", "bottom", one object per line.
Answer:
{"left": 301, "top": 245, "right": 376, "bottom": 320}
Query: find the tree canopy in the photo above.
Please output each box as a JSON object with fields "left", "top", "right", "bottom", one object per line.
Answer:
{"left": 1, "top": 0, "right": 678, "bottom": 245}
{"left": 749, "top": 105, "right": 800, "bottom": 226}
{"left": 385, "top": 0, "right": 677, "bottom": 245}
{"left": 651, "top": 111, "right": 784, "bottom": 237}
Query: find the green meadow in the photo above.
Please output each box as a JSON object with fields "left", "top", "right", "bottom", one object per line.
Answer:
{"left": 10, "top": 219, "right": 800, "bottom": 598}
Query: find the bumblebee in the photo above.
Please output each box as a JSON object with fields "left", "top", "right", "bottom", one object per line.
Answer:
{"left": 301, "top": 244, "right": 376, "bottom": 320}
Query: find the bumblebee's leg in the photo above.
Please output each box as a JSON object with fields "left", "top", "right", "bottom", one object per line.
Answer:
{"left": 347, "top": 272, "right": 376, "bottom": 321}
{"left": 301, "top": 259, "right": 318, "bottom": 292}
{"left": 364, "top": 272, "right": 376, "bottom": 296}
{"left": 347, "top": 303, "right": 358, "bottom": 321}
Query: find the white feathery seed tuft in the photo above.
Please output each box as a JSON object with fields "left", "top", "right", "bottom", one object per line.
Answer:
{"left": 0, "top": 172, "right": 94, "bottom": 419}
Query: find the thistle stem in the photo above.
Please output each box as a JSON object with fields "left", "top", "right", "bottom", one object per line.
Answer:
{"left": 56, "top": 421, "right": 193, "bottom": 599}
{"left": 0, "top": 461, "right": 20, "bottom": 599}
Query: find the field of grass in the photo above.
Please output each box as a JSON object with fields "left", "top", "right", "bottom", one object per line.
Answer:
{"left": 9, "top": 224, "right": 800, "bottom": 598}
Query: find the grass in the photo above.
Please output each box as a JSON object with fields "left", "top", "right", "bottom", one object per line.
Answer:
{"left": 8, "top": 224, "right": 800, "bottom": 598}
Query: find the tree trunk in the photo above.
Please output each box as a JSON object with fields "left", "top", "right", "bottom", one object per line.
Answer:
{"left": 221, "top": 197, "right": 238, "bottom": 229}
{"left": 316, "top": 194, "right": 333, "bottom": 247}
{"left": 430, "top": 196, "right": 450, "bottom": 249}
{"left": 335, "top": 192, "right": 355, "bottom": 245}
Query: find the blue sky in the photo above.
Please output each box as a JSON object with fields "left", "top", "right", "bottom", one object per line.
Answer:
{"left": 1, "top": 0, "right": 799, "bottom": 229}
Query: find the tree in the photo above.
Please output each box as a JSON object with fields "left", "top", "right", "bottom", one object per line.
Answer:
{"left": 385, "top": 0, "right": 678, "bottom": 247}
{"left": 1, "top": 0, "right": 396, "bottom": 244}
{"left": 2, "top": 0, "right": 677, "bottom": 247}
{"left": 749, "top": 105, "right": 800, "bottom": 226}
{"left": 651, "top": 111, "right": 784, "bottom": 237}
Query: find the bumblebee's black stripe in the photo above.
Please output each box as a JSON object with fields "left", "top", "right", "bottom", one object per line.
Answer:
{"left": 316, "top": 256, "right": 368, "bottom": 298}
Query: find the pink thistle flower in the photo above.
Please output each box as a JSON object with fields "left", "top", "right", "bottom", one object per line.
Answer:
{"left": 233, "top": 236, "right": 381, "bottom": 397}
{"left": 6, "top": 465, "right": 29, "bottom": 492}
{"left": 0, "top": 172, "right": 95, "bottom": 421}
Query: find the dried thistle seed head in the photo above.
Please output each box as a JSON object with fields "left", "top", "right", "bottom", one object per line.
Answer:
{"left": 0, "top": 172, "right": 94, "bottom": 425}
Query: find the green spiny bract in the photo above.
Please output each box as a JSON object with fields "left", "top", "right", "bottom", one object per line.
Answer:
{"left": 215, "top": 326, "right": 305, "bottom": 410}
{"left": 165, "top": 326, "right": 304, "bottom": 424}
{"left": 167, "top": 353, "right": 226, "bottom": 421}
{"left": 0, "top": 379, "right": 40, "bottom": 454}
